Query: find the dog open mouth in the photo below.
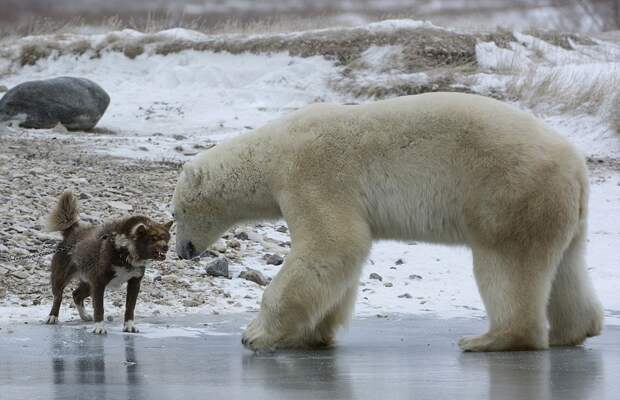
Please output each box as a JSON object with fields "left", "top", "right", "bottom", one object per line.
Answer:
{"left": 154, "top": 250, "right": 167, "bottom": 260}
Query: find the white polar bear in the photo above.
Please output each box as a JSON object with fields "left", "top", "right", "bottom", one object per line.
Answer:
{"left": 172, "top": 92, "right": 603, "bottom": 352}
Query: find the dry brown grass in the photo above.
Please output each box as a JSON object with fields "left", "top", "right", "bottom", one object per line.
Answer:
{"left": 507, "top": 66, "right": 620, "bottom": 133}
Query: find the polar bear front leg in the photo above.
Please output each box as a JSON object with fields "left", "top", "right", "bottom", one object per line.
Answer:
{"left": 242, "top": 200, "right": 371, "bottom": 351}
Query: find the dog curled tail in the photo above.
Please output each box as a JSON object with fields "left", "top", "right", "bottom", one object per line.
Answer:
{"left": 47, "top": 191, "right": 79, "bottom": 237}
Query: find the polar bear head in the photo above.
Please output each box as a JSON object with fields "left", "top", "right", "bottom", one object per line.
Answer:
{"left": 172, "top": 162, "right": 228, "bottom": 259}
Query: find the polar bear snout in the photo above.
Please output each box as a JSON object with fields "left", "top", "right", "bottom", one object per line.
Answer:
{"left": 176, "top": 240, "right": 196, "bottom": 260}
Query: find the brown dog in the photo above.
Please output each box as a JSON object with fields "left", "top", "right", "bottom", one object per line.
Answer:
{"left": 45, "top": 191, "right": 172, "bottom": 334}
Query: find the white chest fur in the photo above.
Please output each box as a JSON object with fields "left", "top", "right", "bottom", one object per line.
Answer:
{"left": 108, "top": 265, "right": 146, "bottom": 290}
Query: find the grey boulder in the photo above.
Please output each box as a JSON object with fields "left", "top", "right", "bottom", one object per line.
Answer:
{"left": 205, "top": 257, "right": 230, "bottom": 278}
{"left": 0, "top": 77, "right": 110, "bottom": 131}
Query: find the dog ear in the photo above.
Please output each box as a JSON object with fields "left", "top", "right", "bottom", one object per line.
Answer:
{"left": 163, "top": 221, "right": 173, "bottom": 231}
{"left": 132, "top": 223, "right": 148, "bottom": 237}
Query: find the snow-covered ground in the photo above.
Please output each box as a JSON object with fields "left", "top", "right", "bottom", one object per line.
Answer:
{"left": 1, "top": 20, "right": 619, "bottom": 329}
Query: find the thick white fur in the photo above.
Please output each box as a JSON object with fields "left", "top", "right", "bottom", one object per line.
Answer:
{"left": 173, "top": 92, "right": 603, "bottom": 352}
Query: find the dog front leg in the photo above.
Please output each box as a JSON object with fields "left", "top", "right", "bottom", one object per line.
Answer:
{"left": 123, "top": 277, "right": 142, "bottom": 333}
{"left": 91, "top": 283, "right": 107, "bottom": 335}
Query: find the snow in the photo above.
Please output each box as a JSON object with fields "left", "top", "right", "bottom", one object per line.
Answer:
{"left": 1, "top": 49, "right": 341, "bottom": 160}
{"left": 1, "top": 21, "right": 619, "bottom": 328}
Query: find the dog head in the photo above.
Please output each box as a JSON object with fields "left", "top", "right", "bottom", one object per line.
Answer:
{"left": 115, "top": 217, "right": 173, "bottom": 262}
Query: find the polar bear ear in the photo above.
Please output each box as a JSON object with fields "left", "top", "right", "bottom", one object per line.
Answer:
{"left": 182, "top": 164, "right": 202, "bottom": 188}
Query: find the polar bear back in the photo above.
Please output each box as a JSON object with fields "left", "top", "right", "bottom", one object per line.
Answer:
{"left": 191, "top": 92, "right": 586, "bottom": 247}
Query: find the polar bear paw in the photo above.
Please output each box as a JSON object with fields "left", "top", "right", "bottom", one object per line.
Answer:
{"left": 459, "top": 332, "right": 547, "bottom": 352}
{"left": 242, "top": 318, "right": 279, "bottom": 351}
{"left": 46, "top": 315, "right": 58, "bottom": 325}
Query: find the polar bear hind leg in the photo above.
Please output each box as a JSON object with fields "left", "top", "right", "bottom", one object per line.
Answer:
{"left": 242, "top": 196, "right": 371, "bottom": 351}
{"left": 459, "top": 245, "right": 561, "bottom": 352}
{"left": 547, "top": 223, "right": 604, "bottom": 346}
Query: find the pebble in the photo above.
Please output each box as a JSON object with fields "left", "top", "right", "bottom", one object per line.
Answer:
{"left": 276, "top": 225, "right": 288, "bottom": 233}
{"left": 264, "top": 254, "right": 284, "bottom": 266}
{"left": 409, "top": 274, "right": 423, "bottom": 280}
{"left": 234, "top": 231, "right": 249, "bottom": 241}
{"left": 398, "top": 293, "right": 412, "bottom": 299}
{"left": 11, "top": 270, "right": 28, "bottom": 279}
{"left": 183, "top": 298, "right": 201, "bottom": 307}
{"left": 384, "top": 282, "right": 393, "bottom": 287}
{"left": 239, "top": 268, "right": 270, "bottom": 286}
{"left": 107, "top": 201, "right": 133, "bottom": 211}
{"left": 369, "top": 272, "right": 383, "bottom": 281}
{"left": 107, "top": 315, "right": 114, "bottom": 322}
{"left": 395, "top": 259, "right": 404, "bottom": 265}
{"left": 205, "top": 257, "right": 229, "bottom": 278}
{"left": 161, "top": 274, "right": 178, "bottom": 283}
{"left": 226, "top": 239, "right": 240, "bottom": 249}
{"left": 211, "top": 240, "right": 227, "bottom": 253}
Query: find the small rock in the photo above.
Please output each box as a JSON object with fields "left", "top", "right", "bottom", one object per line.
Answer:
{"left": 384, "top": 282, "right": 393, "bottom": 287}
{"left": 227, "top": 239, "right": 240, "bottom": 249}
{"left": 409, "top": 274, "right": 423, "bottom": 280}
{"left": 172, "top": 134, "right": 187, "bottom": 141}
{"left": 276, "top": 225, "right": 288, "bottom": 233}
{"left": 205, "top": 257, "right": 229, "bottom": 278}
{"left": 398, "top": 293, "right": 412, "bottom": 299}
{"left": 234, "top": 231, "right": 249, "bottom": 241}
{"left": 183, "top": 298, "right": 201, "bottom": 307}
{"left": 161, "top": 274, "right": 178, "bottom": 283}
{"left": 79, "top": 192, "right": 92, "bottom": 200}
{"left": 153, "top": 275, "right": 162, "bottom": 282}
{"left": 211, "top": 240, "right": 227, "bottom": 253}
{"left": 112, "top": 300, "right": 122, "bottom": 307}
{"left": 239, "top": 268, "right": 269, "bottom": 286}
{"left": 264, "top": 254, "right": 284, "bottom": 266}
{"left": 107, "top": 315, "right": 114, "bottom": 322}
{"left": 107, "top": 201, "right": 133, "bottom": 211}
{"left": 395, "top": 259, "right": 404, "bottom": 265}
{"left": 369, "top": 272, "right": 383, "bottom": 281}
{"left": 32, "top": 298, "right": 41, "bottom": 305}
{"left": 11, "top": 270, "right": 28, "bottom": 279}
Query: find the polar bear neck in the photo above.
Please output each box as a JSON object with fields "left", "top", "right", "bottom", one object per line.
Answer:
{"left": 191, "top": 134, "right": 282, "bottom": 224}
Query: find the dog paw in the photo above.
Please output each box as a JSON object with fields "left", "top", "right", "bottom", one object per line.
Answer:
{"left": 123, "top": 320, "right": 139, "bottom": 333}
{"left": 92, "top": 322, "right": 107, "bottom": 335}
{"left": 241, "top": 318, "right": 279, "bottom": 351}
{"left": 46, "top": 315, "right": 58, "bottom": 325}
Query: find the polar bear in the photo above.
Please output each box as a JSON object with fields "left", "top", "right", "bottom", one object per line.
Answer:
{"left": 172, "top": 92, "right": 603, "bottom": 352}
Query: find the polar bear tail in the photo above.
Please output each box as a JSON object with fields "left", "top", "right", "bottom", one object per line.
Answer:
{"left": 47, "top": 191, "right": 80, "bottom": 236}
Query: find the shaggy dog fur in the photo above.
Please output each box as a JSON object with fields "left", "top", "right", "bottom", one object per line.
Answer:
{"left": 172, "top": 92, "right": 603, "bottom": 352}
{"left": 46, "top": 191, "right": 172, "bottom": 334}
